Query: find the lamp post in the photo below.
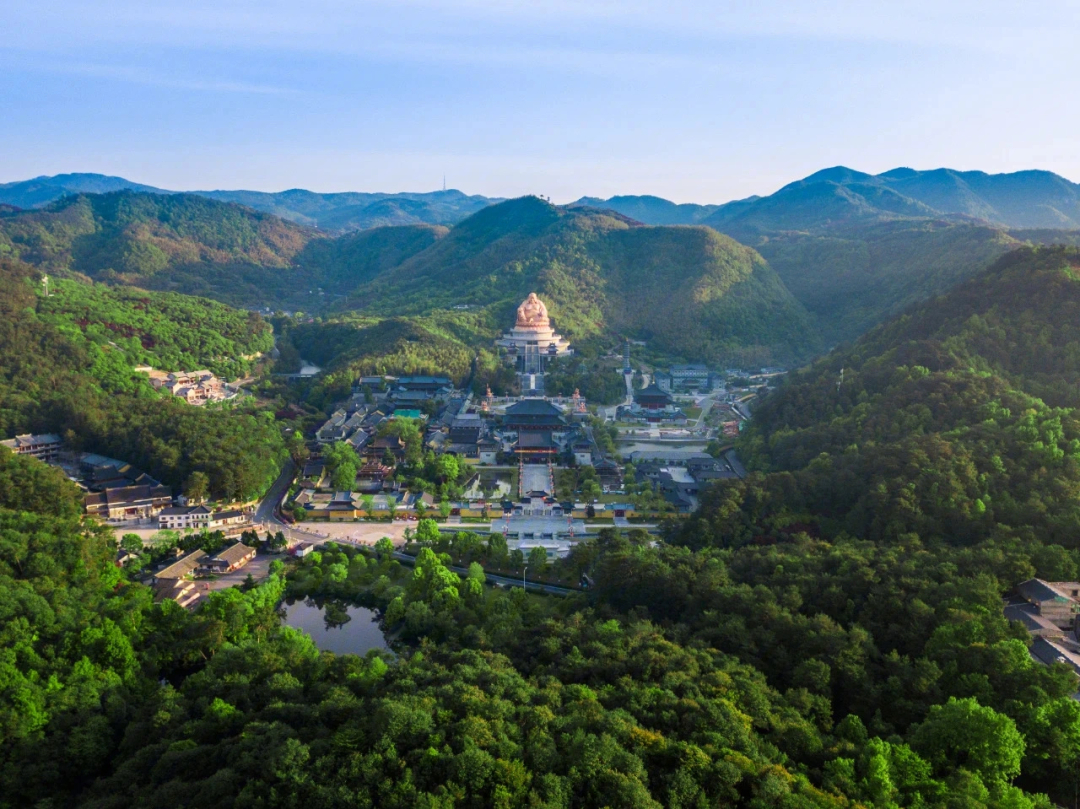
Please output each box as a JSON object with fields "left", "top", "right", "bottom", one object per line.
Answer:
{"left": 522, "top": 564, "right": 528, "bottom": 592}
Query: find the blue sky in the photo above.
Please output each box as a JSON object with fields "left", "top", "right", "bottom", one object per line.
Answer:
{"left": 3, "top": 1, "right": 1079, "bottom": 202}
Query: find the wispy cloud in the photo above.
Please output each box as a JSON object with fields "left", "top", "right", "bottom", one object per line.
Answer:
{"left": 33, "top": 61, "right": 297, "bottom": 95}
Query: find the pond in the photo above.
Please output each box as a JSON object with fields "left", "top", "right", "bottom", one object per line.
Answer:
{"left": 281, "top": 598, "right": 390, "bottom": 655}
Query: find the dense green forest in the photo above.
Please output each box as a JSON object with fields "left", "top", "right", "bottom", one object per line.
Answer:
{"left": 0, "top": 257, "right": 284, "bottom": 499}
{"left": 1, "top": 453, "right": 1073, "bottom": 805}
{"left": 37, "top": 278, "right": 273, "bottom": 379}
{"left": 286, "top": 310, "right": 504, "bottom": 387}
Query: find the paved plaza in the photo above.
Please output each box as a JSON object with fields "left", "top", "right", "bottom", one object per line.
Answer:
{"left": 520, "top": 465, "right": 552, "bottom": 496}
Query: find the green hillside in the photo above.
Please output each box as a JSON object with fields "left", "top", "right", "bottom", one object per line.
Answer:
{"left": 570, "top": 194, "right": 723, "bottom": 224}
{"left": 0, "top": 257, "right": 284, "bottom": 500}
{"left": 0, "top": 191, "right": 317, "bottom": 306}
{"left": 706, "top": 181, "right": 939, "bottom": 237}
{"left": 287, "top": 309, "right": 503, "bottom": 387}
{"left": 353, "top": 196, "right": 820, "bottom": 367}
{"left": 747, "top": 220, "right": 1021, "bottom": 344}
{"left": 641, "top": 245, "right": 1080, "bottom": 805}
{"left": 737, "top": 245, "right": 1080, "bottom": 541}
{"left": 37, "top": 278, "right": 273, "bottom": 379}
{"left": 301, "top": 223, "right": 447, "bottom": 297}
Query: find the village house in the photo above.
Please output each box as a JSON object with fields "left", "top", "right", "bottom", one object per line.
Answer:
{"left": 152, "top": 549, "right": 207, "bottom": 608}
{"left": 198, "top": 541, "right": 257, "bottom": 575}
{"left": 153, "top": 578, "right": 202, "bottom": 609}
{"left": 369, "top": 434, "right": 406, "bottom": 461}
{"left": 144, "top": 369, "right": 232, "bottom": 405}
{"left": 300, "top": 459, "right": 327, "bottom": 489}
{"left": 1014, "top": 579, "right": 1080, "bottom": 629}
{"left": 316, "top": 409, "right": 368, "bottom": 444}
{"left": 594, "top": 457, "right": 623, "bottom": 491}
{"left": 153, "top": 549, "right": 207, "bottom": 584}
{"left": 1005, "top": 579, "right": 1080, "bottom": 678}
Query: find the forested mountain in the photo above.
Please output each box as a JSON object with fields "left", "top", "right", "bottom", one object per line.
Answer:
{"left": 199, "top": 187, "right": 497, "bottom": 231}
{"left": 0, "top": 191, "right": 315, "bottom": 304}
{"left": 771, "top": 166, "right": 1080, "bottom": 229}
{"left": 0, "top": 191, "right": 449, "bottom": 309}
{"left": 0, "top": 256, "right": 284, "bottom": 499}
{"left": 0, "top": 173, "right": 497, "bottom": 231}
{"left": 571, "top": 171, "right": 1080, "bottom": 345}
{"left": 627, "top": 245, "right": 1080, "bottom": 805}
{"left": 350, "top": 195, "right": 819, "bottom": 367}
{"left": 737, "top": 245, "right": 1080, "bottom": 535}
{"left": 5, "top": 182, "right": 1079, "bottom": 367}
{"left": 751, "top": 220, "right": 1021, "bottom": 344}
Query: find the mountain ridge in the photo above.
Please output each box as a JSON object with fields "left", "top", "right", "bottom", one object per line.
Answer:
{"left": 0, "top": 174, "right": 499, "bottom": 232}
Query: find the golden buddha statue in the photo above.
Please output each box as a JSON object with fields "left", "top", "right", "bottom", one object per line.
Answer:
{"left": 515, "top": 292, "right": 550, "bottom": 329}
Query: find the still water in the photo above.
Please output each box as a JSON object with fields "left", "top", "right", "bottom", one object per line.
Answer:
{"left": 616, "top": 441, "right": 707, "bottom": 456}
{"left": 281, "top": 599, "right": 390, "bottom": 655}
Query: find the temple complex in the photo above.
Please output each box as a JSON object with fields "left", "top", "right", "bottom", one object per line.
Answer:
{"left": 496, "top": 293, "right": 572, "bottom": 391}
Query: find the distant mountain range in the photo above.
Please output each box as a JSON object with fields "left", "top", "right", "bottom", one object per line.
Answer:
{"left": 0, "top": 174, "right": 497, "bottom": 232}
{"left": 5, "top": 166, "right": 1080, "bottom": 236}
{"left": 578, "top": 166, "right": 1080, "bottom": 231}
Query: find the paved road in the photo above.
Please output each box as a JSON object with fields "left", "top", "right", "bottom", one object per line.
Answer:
{"left": 256, "top": 458, "right": 296, "bottom": 526}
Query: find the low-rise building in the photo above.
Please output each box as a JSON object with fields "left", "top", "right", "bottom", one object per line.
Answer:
{"left": 0, "top": 433, "right": 63, "bottom": 461}
{"left": 198, "top": 541, "right": 257, "bottom": 574}
{"left": 478, "top": 437, "right": 500, "bottom": 464}
{"left": 1016, "top": 579, "right": 1080, "bottom": 629}
{"left": 670, "top": 364, "right": 711, "bottom": 390}
{"left": 153, "top": 578, "right": 202, "bottom": 609}
{"left": 145, "top": 369, "right": 231, "bottom": 405}
{"left": 157, "top": 506, "right": 250, "bottom": 534}
{"left": 153, "top": 549, "right": 207, "bottom": 583}
{"left": 85, "top": 484, "right": 174, "bottom": 521}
